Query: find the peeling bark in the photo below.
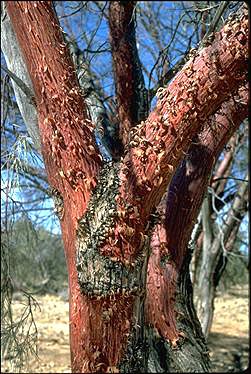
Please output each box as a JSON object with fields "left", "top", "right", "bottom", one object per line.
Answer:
{"left": 5, "top": 1, "right": 248, "bottom": 372}
{"left": 109, "top": 1, "right": 149, "bottom": 144}
{"left": 146, "top": 256, "right": 211, "bottom": 373}
{"left": 6, "top": 1, "right": 102, "bottom": 220}
{"left": 146, "top": 84, "right": 248, "bottom": 367}
{"left": 117, "top": 7, "right": 248, "bottom": 224}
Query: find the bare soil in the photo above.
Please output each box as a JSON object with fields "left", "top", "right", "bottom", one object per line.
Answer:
{"left": 1, "top": 285, "right": 249, "bottom": 373}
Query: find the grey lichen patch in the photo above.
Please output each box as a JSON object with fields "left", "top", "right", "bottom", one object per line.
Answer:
{"left": 50, "top": 187, "right": 64, "bottom": 220}
{"left": 119, "top": 328, "right": 149, "bottom": 373}
{"left": 160, "top": 254, "right": 171, "bottom": 268}
{"left": 118, "top": 241, "right": 150, "bottom": 372}
{"left": 76, "top": 161, "right": 147, "bottom": 298}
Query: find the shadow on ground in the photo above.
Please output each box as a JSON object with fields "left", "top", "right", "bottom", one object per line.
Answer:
{"left": 208, "top": 332, "right": 249, "bottom": 372}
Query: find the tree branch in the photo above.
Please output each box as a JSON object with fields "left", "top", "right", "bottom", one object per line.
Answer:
{"left": 6, "top": 1, "right": 102, "bottom": 222}
{"left": 109, "top": 1, "right": 148, "bottom": 145}
{"left": 145, "top": 83, "right": 248, "bottom": 342}
{"left": 201, "top": 1, "right": 229, "bottom": 42}
{"left": 201, "top": 194, "right": 213, "bottom": 251}
{"left": 69, "top": 41, "right": 122, "bottom": 161}
{"left": 1, "top": 2, "right": 40, "bottom": 152}
{"left": 104, "top": 7, "right": 248, "bottom": 262}
{"left": 95, "top": 5, "right": 248, "bottom": 262}
{"left": 211, "top": 136, "right": 236, "bottom": 194}
{"left": 1, "top": 65, "right": 35, "bottom": 106}
{"left": 148, "top": 54, "right": 187, "bottom": 101}
{"left": 220, "top": 174, "right": 248, "bottom": 245}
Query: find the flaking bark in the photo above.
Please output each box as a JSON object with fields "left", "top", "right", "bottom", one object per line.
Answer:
{"left": 109, "top": 1, "right": 149, "bottom": 145}
{"left": 6, "top": 1, "right": 248, "bottom": 372}
{"left": 146, "top": 84, "right": 248, "bottom": 368}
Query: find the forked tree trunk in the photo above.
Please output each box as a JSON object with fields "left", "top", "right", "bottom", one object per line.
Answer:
{"left": 196, "top": 176, "right": 248, "bottom": 338}
{"left": 5, "top": 2, "right": 248, "bottom": 372}
{"left": 193, "top": 132, "right": 248, "bottom": 338}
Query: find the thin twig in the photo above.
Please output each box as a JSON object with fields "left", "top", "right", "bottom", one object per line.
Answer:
{"left": 1, "top": 65, "right": 36, "bottom": 107}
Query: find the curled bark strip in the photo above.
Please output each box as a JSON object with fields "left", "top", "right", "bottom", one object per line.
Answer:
{"left": 109, "top": 1, "right": 148, "bottom": 145}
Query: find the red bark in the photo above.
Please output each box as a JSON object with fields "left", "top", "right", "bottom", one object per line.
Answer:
{"left": 6, "top": 1, "right": 248, "bottom": 371}
{"left": 109, "top": 1, "right": 141, "bottom": 145}
{"left": 100, "top": 10, "right": 248, "bottom": 263}
{"left": 6, "top": 2, "right": 137, "bottom": 371}
{"left": 6, "top": 1, "right": 102, "bottom": 218}
{"left": 146, "top": 85, "right": 248, "bottom": 343}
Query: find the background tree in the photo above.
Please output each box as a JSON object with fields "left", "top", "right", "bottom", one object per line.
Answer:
{"left": 1, "top": 216, "right": 66, "bottom": 371}
{"left": 192, "top": 126, "right": 248, "bottom": 338}
{"left": 1, "top": 1, "right": 248, "bottom": 372}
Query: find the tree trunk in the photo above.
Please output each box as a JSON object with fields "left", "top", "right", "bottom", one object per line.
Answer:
{"left": 4, "top": 1, "right": 248, "bottom": 372}
{"left": 195, "top": 177, "right": 248, "bottom": 338}
{"left": 146, "top": 254, "right": 211, "bottom": 373}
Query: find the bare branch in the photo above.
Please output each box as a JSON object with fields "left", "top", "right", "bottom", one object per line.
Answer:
{"left": 146, "top": 83, "right": 248, "bottom": 342}
{"left": 201, "top": 1, "right": 229, "bottom": 42}
{"left": 69, "top": 41, "right": 122, "bottom": 160}
{"left": 1, "top": 2, "right": 40, "bottom": 152}
{"left": 6, "top": 1, "right": 102, "bottom": 217}
{"left": 120, "top": 8, "right": 248, "bottom": 222}
{"left": 201, "top": 194, "right": 213, "bottom": 251}
{"left": 1, "top": 65, "right": 35, "bottom": 106}
{"left": 109, "top": 1, "right": 148, "bottom": 145}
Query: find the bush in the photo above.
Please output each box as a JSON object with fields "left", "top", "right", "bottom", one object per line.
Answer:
{"left": 1, "top": 217, "right": 67, "bottom": 295}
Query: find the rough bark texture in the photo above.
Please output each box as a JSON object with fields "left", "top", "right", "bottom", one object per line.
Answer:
{"left": 6, "top": 2, "right": 102, "bottom": 371}
{"left": 6, "top": 1, "right": 248, "bottom": 372}
{"left": 192, "top": 134, "right": 238, "bottom": 285}
{"left": 145, "top": 84, "right": 248, "bottom": 369}
{"left": 109, "top": 1, "right": 148, "bottom": 145}
{"left": 146, "top": 256, "right": 211, "bottom": 373}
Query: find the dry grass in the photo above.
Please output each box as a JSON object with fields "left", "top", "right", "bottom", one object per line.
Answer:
{"left": 1, "top": 285, "right": 249, "bottom": 373}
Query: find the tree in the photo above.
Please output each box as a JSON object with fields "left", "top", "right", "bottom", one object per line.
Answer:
{"left": 1, "top": 217, "right": 66, "bottom": 292}
{"left": 192, "top": 128, "right": 248, "bottom": 338}
{"left": 1, "top": 1, "right": 248, "bottom": 372}
{"left": 1, "top": 217, "right": 66, "bottom": 371}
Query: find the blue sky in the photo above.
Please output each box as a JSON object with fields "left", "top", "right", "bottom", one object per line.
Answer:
{"left": 1, "top": 1, "right": 248, "bottom": 248}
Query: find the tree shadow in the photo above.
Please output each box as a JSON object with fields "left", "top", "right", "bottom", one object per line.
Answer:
{"left": 227, "top": 290, "right": 249, "bottom": 299}
{"left": 208, "top": 332, "right": 249, "bottom": 372}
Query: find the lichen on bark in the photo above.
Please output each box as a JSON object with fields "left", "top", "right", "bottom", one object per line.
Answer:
{"left": 76, "top": 161, "right": 149, "bottom": 298}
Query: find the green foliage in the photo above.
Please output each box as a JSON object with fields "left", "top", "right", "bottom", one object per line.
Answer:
{"left": 1, "top": 216, "right": 67, "bottom": 372}
{"left": 3, "top": 216, "right": 67, "bottom": 294}
{"left": 218, "top": 250, "right": 248, "bottom": 291}
{"left": 1, "top": 284, "right": 40, "bottom": 373}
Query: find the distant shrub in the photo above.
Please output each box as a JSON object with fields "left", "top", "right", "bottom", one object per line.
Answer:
{"left": 1, "top": 217, "right": 67, "bottom": 295}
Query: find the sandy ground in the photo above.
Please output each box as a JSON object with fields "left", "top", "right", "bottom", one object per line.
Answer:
{"left": 1, "top": 285, "right": 249, "bottom": 373}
